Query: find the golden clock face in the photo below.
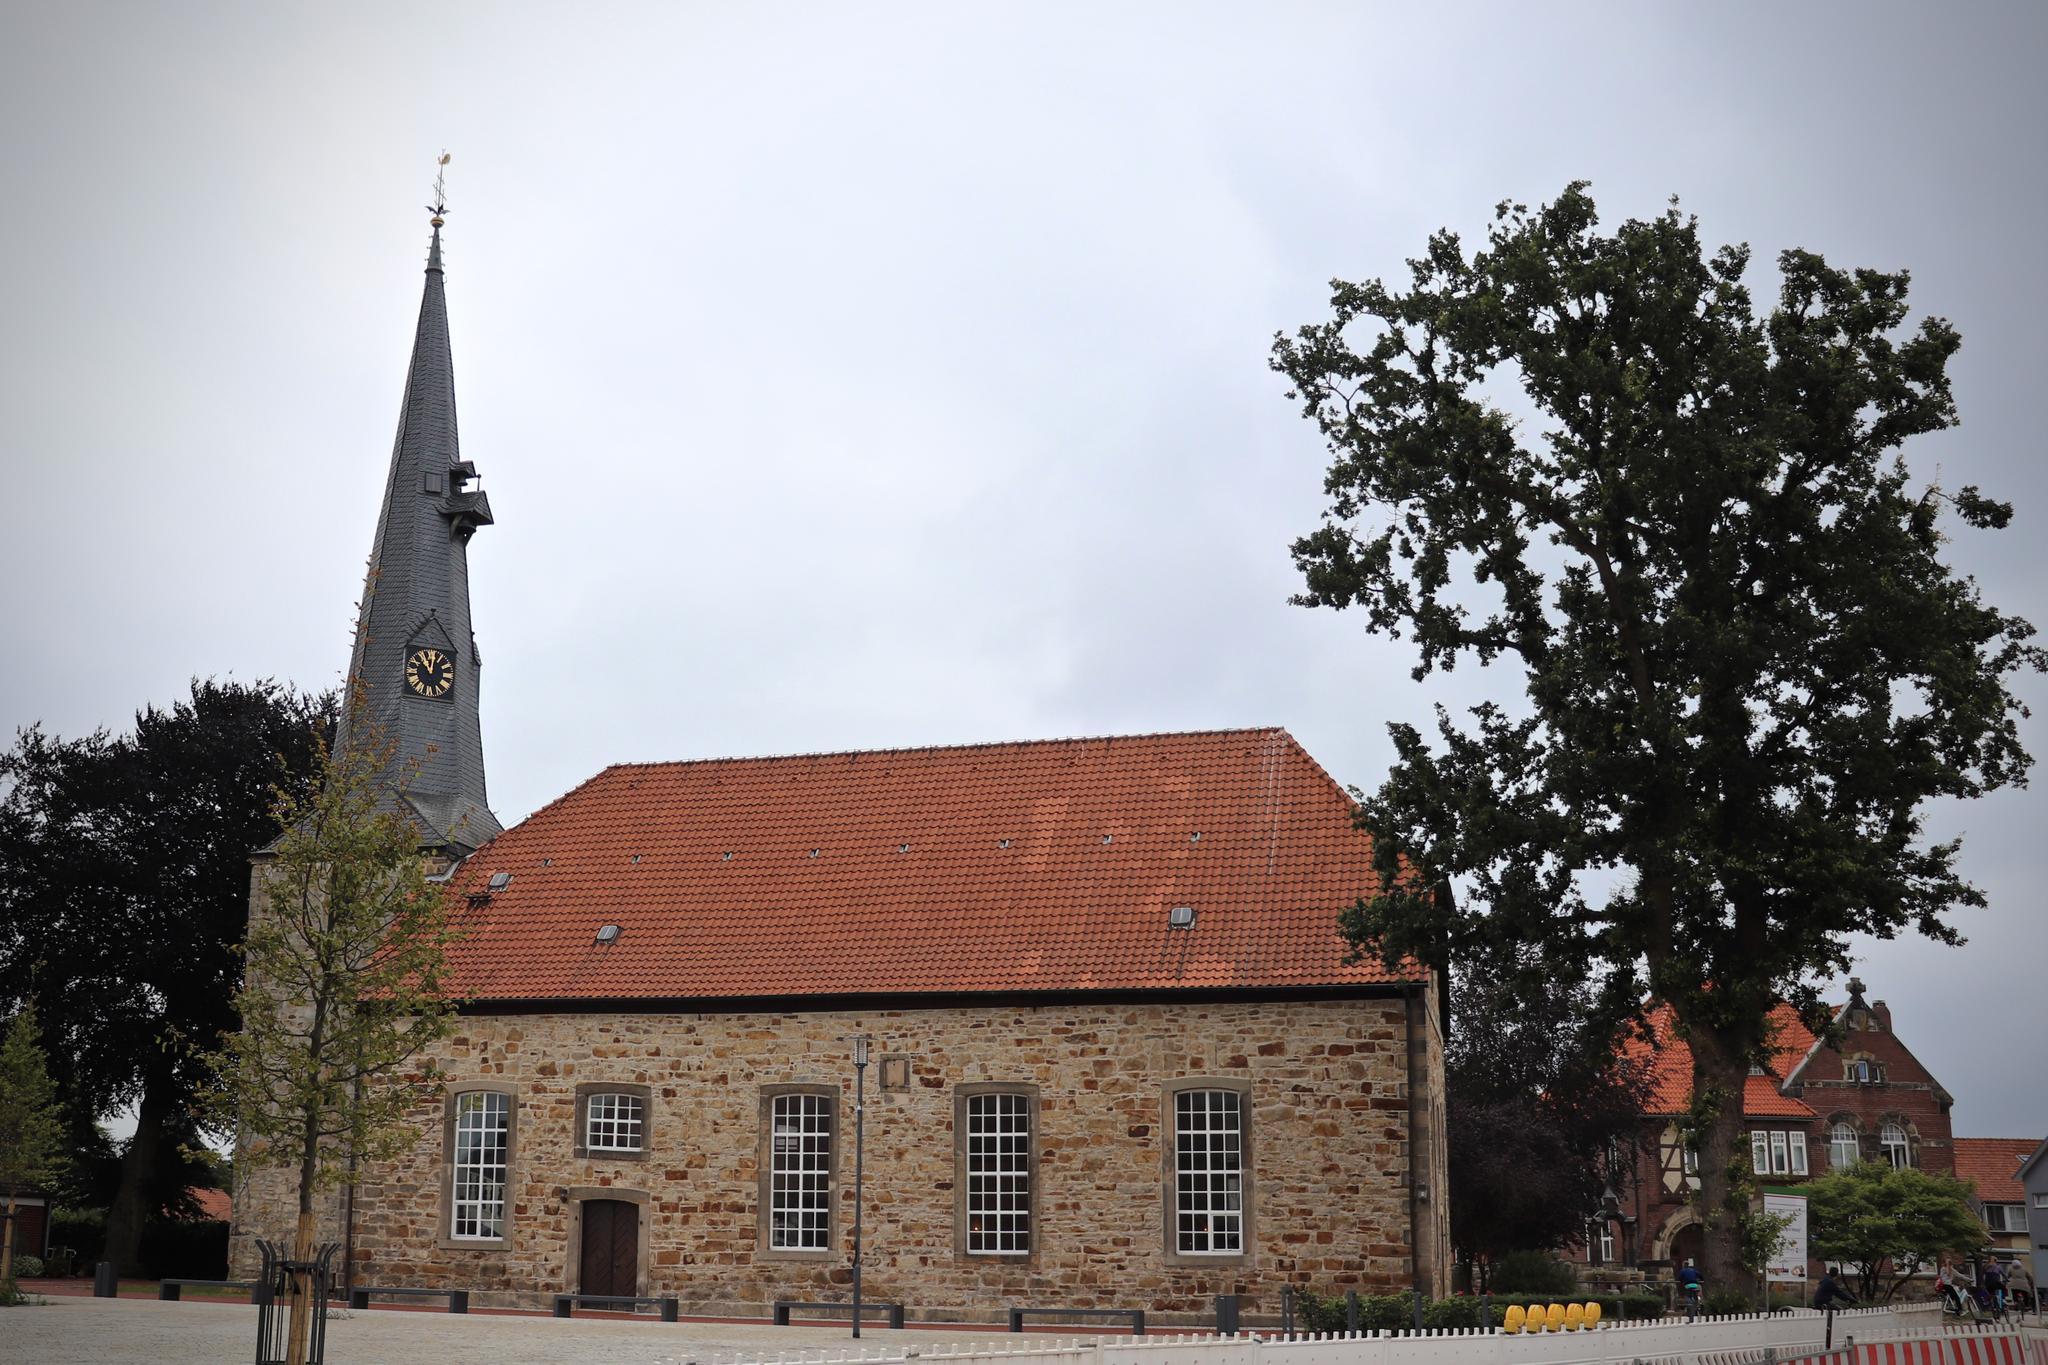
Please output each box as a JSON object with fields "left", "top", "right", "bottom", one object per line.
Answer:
{"left": 404, "top": 647, "right": 455, "bottom": 699}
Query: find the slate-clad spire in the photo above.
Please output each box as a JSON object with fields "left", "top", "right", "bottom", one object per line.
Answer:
{"left": 336, "top": 207, "right": 501, "bottom": 855}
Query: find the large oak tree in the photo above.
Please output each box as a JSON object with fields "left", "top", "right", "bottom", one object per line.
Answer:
{"left": 1273, "top": 184, "right": 2041, "bottom": 1287}
{"left": 0, "top": 679, "right": 334, "bottom": 1272}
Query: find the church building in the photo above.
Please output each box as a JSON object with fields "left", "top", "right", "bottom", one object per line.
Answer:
{"left": 229, "top": 214, "right": 1451, "bottom": 1321}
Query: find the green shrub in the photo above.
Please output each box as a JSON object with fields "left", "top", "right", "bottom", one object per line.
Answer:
{"left": 1489, "top": 1251, "right": 1580, "bottom": 1296}
{"left": 48, "top": 1209, "right": 104, "bottom": 1264}
{"left": 1701, "top": 1288, "right": 1754, "bottom": 1317}
{"left": 9, "top": 1256, "right": 44, "bottom": 1279}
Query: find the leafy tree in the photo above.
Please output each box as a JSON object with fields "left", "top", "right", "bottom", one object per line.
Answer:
{"left": 1272, "top": 183, "right": 2042, "bottom": 1289}
{"left": 1443, "top": 954, "right": 1648, "bottom": 1281}
{"left": 0, "top": 1004, "right": 64, "bottom": 1289}
{"left": 1808, "top": 1161, "right": 1985, "bottom": 1301}
{"left": 210, "top": 727, "right": 463, "bottom": 1365}
{"left": 0, "top": 679, "right": 334, "bottom": 1273}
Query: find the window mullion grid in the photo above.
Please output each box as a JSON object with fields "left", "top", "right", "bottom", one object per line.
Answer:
{"left": 1175, "top": 1089, "right": 1243, "bottom": 1256}
{"left": 966, "top": 1092, "right": 1031, "bottom": 1255}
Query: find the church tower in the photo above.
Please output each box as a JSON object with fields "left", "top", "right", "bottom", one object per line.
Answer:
{"left": 337, "top": 203, "right": 501, "bottom": 856}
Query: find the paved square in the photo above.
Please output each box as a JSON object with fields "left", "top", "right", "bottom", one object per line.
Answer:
{"left": 5, "top": 1295, "right": 1036, "bottom": 1365}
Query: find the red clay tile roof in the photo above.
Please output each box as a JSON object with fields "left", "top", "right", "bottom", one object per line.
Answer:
{"left": 1953, "top": 1139, "right": 2035, "bottom": 1203}
{"left": 1620, "top": 1001, "right": 1819, "bottom": 1119}
{"left": 188, "top": 1187, "right": 233, "bottom": 1221}
{"left": 443, "top": 728, "right": 1423, "bottom": 1003}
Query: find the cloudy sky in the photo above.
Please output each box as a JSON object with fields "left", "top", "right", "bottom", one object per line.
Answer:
{"left": 3, "top": 3, "right": 2042, "bottom": 1138}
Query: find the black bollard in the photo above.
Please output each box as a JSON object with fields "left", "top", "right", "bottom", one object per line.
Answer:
{"left": 1281, "top": 1283, "right": 1295, "bottom": 1336}
{"left": 92, "top": 1261, "right": 118, "bottom": 1298}
{"left": 1411, "top": 1287, "right": 1424, "bottom": 1332}
{"left": 1482, "top": 1293, "right": 1492, "bottom": 1333}
{"left": 1825, "top": 1305, "right": 1834, "bottom": 1350}
{"left": 1346, "top": 1290, "right": 1360, "bottom": 1334}
{"left": 1213, "top": 1293, "right": 1240, "bottom": 1337}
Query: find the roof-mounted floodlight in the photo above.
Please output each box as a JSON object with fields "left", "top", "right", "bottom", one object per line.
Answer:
{"left": 595, "top": 924, "right": 622, "bottom": 946}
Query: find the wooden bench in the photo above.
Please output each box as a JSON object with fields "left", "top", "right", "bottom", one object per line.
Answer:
{"left": 348, "top": 1285, "right": 470, "bottom": 1313}
{"left": 552, "top": 1293, "right": 679, "bottom": 1321}
{"left": 159, "top": 1279, "right": 270, "bottom": 1304}
{"left": 1008, "top": 1307, "right": 1145, "bottom": 1335}
{"left": 773, "top": 1299, "right": 907, "bottom": 1329}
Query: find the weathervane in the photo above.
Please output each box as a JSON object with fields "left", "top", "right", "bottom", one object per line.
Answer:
{"left": 429, "top": 151, "right": 451, "bottom": 226}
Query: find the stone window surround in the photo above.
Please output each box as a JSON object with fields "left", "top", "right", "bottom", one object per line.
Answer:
{"left": 573, "top": 1082, "right": 653, "bottom": 1161}
{"left": 1826, "top": 1116, "right": 1861, "bottom": 1170}
{"left": 438, "top": 1081, "right": 519, "bottom": 1252}
{"left": 1160, "top": 1076, "right": 1255, "bottom": 1267}
{"left": 953, "top": 1082, "right": 1040, "bottom": 1264}
{"left": 755, "top": 1082, "right": 839, "bottom": 1262}
{"left": 563, "top": 1185, "right": 653, "bottom": 1298}
{"left": 1878, "top": 1116, "right": 1916, "bottom": 1169}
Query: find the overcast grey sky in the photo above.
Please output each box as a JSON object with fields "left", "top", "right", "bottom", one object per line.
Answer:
{"left": 3, "top": 3, "right": 2042, "bottom": 1138}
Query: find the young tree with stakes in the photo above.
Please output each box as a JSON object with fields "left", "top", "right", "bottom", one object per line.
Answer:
{"left": 212, "top": 724, "right": 464, "bottom": 1365}
{"left": 0, "top": 1004, "right": 64, "bottom": 1296}
{"left": 1272, "top": 183, "right": 2042, "bottom": 1290}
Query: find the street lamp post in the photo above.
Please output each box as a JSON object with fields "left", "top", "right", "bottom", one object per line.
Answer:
{"left": 850, "top": 1033, "right": 870, "bottom": 1339}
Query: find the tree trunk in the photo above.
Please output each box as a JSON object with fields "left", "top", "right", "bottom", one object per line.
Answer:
{"left": 103, "top": 1081, "right": 174, "bottom": 1276}
{"left": 2, "top": 1193, "right": 17, "bottom": 1285}
{"left": 286, "top": 1206, "right": 315, "bottom": 1365}
{"left": 1686, "top": 1025, "right": 1754, "bottom": 1298}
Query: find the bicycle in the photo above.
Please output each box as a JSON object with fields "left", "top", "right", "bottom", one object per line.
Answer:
{"left": 1680, "top": 1282, "right": 1702, "bottom": 1323}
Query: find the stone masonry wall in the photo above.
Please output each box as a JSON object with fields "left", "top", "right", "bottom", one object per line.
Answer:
{"left": 234, "top": 995, "right": 1435, "bottom": 1320}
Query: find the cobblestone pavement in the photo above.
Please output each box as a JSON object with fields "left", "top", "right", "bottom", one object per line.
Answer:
{"left": 5, "top": 1295, "right": 1037, "bottom": 1365}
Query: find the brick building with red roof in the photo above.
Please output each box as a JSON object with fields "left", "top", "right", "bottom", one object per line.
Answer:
{"left": 229, "top": 223, "right": 1451, "bottom": 1320}
{"left": 1580, "top": 980, "right": 1956, "bottom": 1278}
{"left": 1953, "top": 1138, "right": 2036, "bottom": 1259}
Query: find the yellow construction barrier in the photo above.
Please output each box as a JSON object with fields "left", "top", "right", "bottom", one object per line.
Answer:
{"left": 1501, "top": 1304, "right": 1526, "bottom": 1334}
{"left": 1544, "top": 1302, "right": 1566, "bottom": 1332}
{"left": 1562, "top": 1303, "right": 1584, "bottom": 1331}
{"left": 1583, "top": 1300, "right": 1602, "bottom": 1328}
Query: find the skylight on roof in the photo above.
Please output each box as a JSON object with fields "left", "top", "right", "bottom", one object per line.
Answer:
{"left": 595, "top": 924, "right": 622, "bottom": 946}
{"left": 487, "top": 871, "right": 512, "bottom": 891}
{"left": 1168, "top": 905, "right": 1196, "bottom": 928}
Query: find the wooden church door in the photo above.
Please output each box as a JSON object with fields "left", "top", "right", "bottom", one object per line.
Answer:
{"left": 579, "top": 1199, "right": 639, "bottom": 1298}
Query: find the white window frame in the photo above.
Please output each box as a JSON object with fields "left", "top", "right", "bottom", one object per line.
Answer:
{"left": 2034, "top": 1193, "right": 2048, "bottom": 1209}
{"left": 964, "top": 1091, "right": 1032, "bottom": 1256}
{"left": 1789, "top": 1130, "right": 1808, "bottom": 1176}
{"left": 1752, "top": 1131, "right": 1771, "bottom": 1175}
{"left": 1598, "top": 1222, "right": 1616, "bottom": 1264}
{"left": 1830, "top": 1123, "right": 1859, "bottom": 1169}
{"left": 584, "top": 1091, "right": 645, "bottom": 1153}
{"left": 450, "top": 1091, "right": 510, "bottom": 1240}
{"left": 1984, "top": 1203, "right": 2028, "bottom": 1234}
{"left": 1770, "top": 1130, "right": 1790, "bottom": 1176}
{"left": 768, "top": 1092, "right": 833, "bottom": 1252}
{"left": 1880, "top": 1122, "right": 1910, "bottom": 1169}
{"left": 1173, "top": 1088, "right": 1245, "bottom": 1256}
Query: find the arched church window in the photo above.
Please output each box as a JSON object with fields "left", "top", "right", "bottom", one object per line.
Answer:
{"left": 1829, "top": 1122, "right": 1859, "bottom": 1169}
{"left": 1880, "top": 1121, "right": 1911, "bottom": 1169}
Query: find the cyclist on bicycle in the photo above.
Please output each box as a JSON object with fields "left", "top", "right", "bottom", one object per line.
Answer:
{"left": 1677, "top": 1259, "right": 1704, "bottom": 1321}
{"left": 1980, "top": 1257, "right": 2007, "bottom": 1319}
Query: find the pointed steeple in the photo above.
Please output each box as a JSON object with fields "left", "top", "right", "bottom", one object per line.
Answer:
{"left": 336, "top": 196, "right": 501, "bottom": 855}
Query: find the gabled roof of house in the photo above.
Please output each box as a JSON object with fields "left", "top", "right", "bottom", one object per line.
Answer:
{"left": 441, "top": 727, "right": 1423, "bottom": 1003}
{"left": 1953, "top": 1138, "right": 2037, "bottom": 1203}
{"left": 1621, "top": 1000, "right": 1819, "bottom": 1119}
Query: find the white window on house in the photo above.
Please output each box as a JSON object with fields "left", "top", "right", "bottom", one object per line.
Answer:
{"left": 451, "top": 1091, "right": 510, "bottom": 1240}
{"left": 1752, "top": 1131, "right": 1771, "bottom": 1175}
{"left": 1770, "top": 1130, "right": 1790, "bottom": 1176}
{"left": 769, "top": 1093, "right": 833, "bottom": 1251}
{"left": 1830, "top": 1122, "right": 1859, "bottom": 1169}
{"left": 1682, "top": 1143, "right": 1701, "bottom": 1184}
{"left": 1984, "top": 1203, "right": 2029, "bottom": 1234}
{"left": 964, "top": 1092, "right": 1032, "bottom": 1255}
{"left": 1789, "top": 1130, "right": 1809, "bottom": 1176}
{"left": 1174, "top": 1089, "right": 1245, "bottom": 1255}
{"left": 585, "top": 1092, "right": 645, "bottom": 1152}
{"left": 1881, "top": 1122, "right": 1911, "bottom": 1170}
{"left": 1598, "top": 1222, "right": 1616, "bottom": 1264}
{"left": 2035, "top": 1193, "right": 2048, "bottom": 1209}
